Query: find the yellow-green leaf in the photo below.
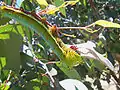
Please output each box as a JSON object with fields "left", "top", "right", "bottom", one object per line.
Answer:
{"left": 0, "top": 57, "right": 6, "bottom": 69}
{"left": 0, "top": 33, "right": 10, "bottom": 39}
{"left": 62, "top": 47, "right": 83, "bottom": 68}
{"left": 56, "top": 61, "right": 81, "bottom": 79}
{"left": 36, "top": 0, "right": 48, "bottom": 6}
{"left": 46, "top": 5, "right": 59, "bottom": 14}
{"left": 54, "top": 0, "right": 66, "bottom": 16}
{"left": 83, "top": 0, "right": 87, "bottom": 7}
{"left": 94, "top": 20, "right": 120, "bottom": 28}
{"left": 46, "top": 0, "right": 79, "bottom": 14}
{"left": 0, "top": 25, "right": 13, "bottom": 33}
{"left": 65, "top": 0, "right": 79, "bottom": 6}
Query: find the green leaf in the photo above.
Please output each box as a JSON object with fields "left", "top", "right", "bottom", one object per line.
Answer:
{"left": 20, "top": 52, "right": 35, "bottom": 70}
{"left": 47, "top": 0, "right": 79, "bottom": 15}
{"left": 21, "top": 0, "right": 35, "bottom": 11}
{"left": 83, "top": 0, "right": 87, "bottom": 7}
{"left": 0, "top": 17, "right": 10, "bottom": 25}
{"left": 23, "top": 26, "right": 34, "bottom": 43}
{"left": 94, "top": 20, "right": 120, "bottom": 28}
{"left": 40, "top": 76, "right": 49, "bottom": 90}
{"left": 25, "top": 71, "right": 38, "bottom": 81}
{"left": 89, "top": 59, "right": 105, "bottom": 72}
{"left": 36, "top": 0, "right": 48, "bottom": 6}
{"left": 54, "top": 0, "right": 66, "bottom": 16}
{"left": 4, "top": 0, "right": 13, "bottom": 5}
{"left": 0, "top": 24, "right": 24, "bottom": 38}
{"left": 0, "top": 70, "right": 9, "bottom": 81}
{"left": 0, "top": 31, "right": 22, "bottom": 72}
{"left": 56, "top": 61, "right": 81, "bottom": 79}
{"left": 0, "top": 33, "right": 10, "bottom": 39}
{"left": 0, "top": 83, "right": 10, "bottom": 90}
{"left": 61, "top": 45, "right": 83, "bottom": 68}
{"left": 0, "top": 25, "right": 13, "bottom": 33}
{"left": 24, "top": 78, "right": 42, "bottom": 90}
{"left": 0, "top": 57, "right": 6, "bottom": 70}
{"left": 13, "top": 24, "right": 25, "bottom": 38}
{"left": 33, "top": 86, "right": 40, "bottom": 90}
{"left": 10, "top": 86, "right": 24, "bottom": 90}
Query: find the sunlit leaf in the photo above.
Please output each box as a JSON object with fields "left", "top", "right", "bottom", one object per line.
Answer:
{"left": 64, "top": 48, "right": 83, "bottom": 67}
{"left": 43, "top": 0, "right": 79, "bottom": 14}
{"left": 59, "top": 79, "right": 88, "bottom": 90}
{"left": 65, "top": 0, "right": 79, "bottom": 6}
{"left": 54, "top": 0, "right": 66, "bottom": 16}
{"left": 0, "top": 33, "right": 9, "bottom": 39}
{"left": 83, "top": 0, "right": 87, "bottom": 6}
{"left": 94, "top": 20, "right": 120, "bottom": 28}
{"left": 40, "top": 5, "right": 58, "bottom": 15}
{"left": 24, "top": 78, "right": 41, "bottom": 90}
{"left": 0, "top": 57, "right": 6, "bottom": 70}
{"left": 0, "top": 25, "right": 13, "bottom": 33}
{"left": 33, "top": 86, "right": 40, "bottom": 90}
{"left": 69, "top": 41, "right": 115, "bottom": 72}
{"left": 14, "top": 25, "right": 25, "bottom": 38}
{"left": 0, "top": 83, "right": 10, "bottom": 90}
{"left": 56, "top": 61, "right": 81, "bottom": 79}
{"left": 36, "top": 0, "right": 48, "bottom": 6}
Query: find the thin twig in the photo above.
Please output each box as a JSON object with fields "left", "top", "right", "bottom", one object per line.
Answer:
{"left": 57, "top": 26, "right": 86, "bottom": 30}
{"left": 6, "top": 70, "right": 12, "bottom": 81}
{"left": 57, "top": 25, "right": 99, "bottom": 33}
{"left": 24, "top": 34, "right": 56, "bottom": 88}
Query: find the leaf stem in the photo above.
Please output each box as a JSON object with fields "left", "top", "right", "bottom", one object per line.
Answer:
{"left": 57, "top": 26, "right": 87, "bottom": 30}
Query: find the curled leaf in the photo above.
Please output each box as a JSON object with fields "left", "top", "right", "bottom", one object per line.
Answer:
{"left": 59, "top": 79, "right": 88, "bottom": 90}
{"left": 68, "top": 41, "right": 115, "bottom": 72}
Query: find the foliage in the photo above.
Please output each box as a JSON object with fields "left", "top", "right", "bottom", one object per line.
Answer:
{"left": 0, "top": 0, "right": 120, "bottom": 90}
